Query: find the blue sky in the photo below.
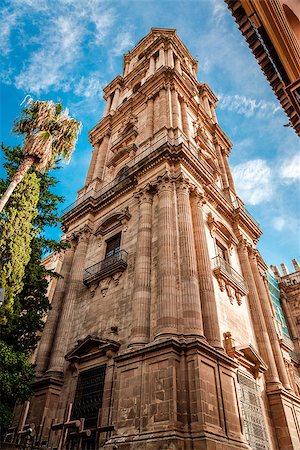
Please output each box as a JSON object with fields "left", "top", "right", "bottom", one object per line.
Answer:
{"left": 0, "top": 0, "right": 299, "bottom": 271}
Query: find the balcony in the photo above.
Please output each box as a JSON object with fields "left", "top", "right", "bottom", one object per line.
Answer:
{"left": 83, "top": 250, "right": 128, "bottom": 285}
{"left": 212, "top": 256, "right": 248, "bottom": 305}
{"left": 62, "top": 132, "right": 216, "bottom": 218}
{"left": 232, "top": 197, "right": 260, "bottom": 228}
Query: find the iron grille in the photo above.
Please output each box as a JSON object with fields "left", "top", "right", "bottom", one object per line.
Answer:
{"left": 72, "top": 365, "right": 106, "bottom": 429}
{"left": 238, "top": 371, "right": 269, "bottom": 450}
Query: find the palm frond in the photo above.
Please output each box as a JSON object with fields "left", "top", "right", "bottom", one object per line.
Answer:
{"left": 12, "top": 99, "right": 81, "bottom": 172}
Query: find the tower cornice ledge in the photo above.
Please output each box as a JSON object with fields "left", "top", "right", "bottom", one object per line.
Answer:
{"left": 103, "top": 75, "right": 124, "bottom": 97}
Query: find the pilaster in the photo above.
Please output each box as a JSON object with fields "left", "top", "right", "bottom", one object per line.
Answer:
{"left": 130, "top": 186, "right": 153, "bottom": 346}
{"left": 93, "top": 133, "right": 110, "bottom": 181}
{"left": 35, "top": 241, "right": 76, "bottom": 376}
{"left": 190, "top": 191, "right": 223, "bottom": 349}
{"left": 237, "top": 238, "right": 281, "bottom": 388}
{"left": 249, "top": 249, "right": 291, "bottom": 390}
{"left": 175, "top": 176, "right": 204, "bottom": 337}
{"left": 155, "top": 173, "right": 178, "bottom": 338}
{"left": 48, "top": 226, "right": 91, "bottom": 374}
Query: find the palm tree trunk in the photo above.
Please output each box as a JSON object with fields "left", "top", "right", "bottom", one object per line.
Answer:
{"left": 0, "top": 155, "right": 35, "bottom": 213}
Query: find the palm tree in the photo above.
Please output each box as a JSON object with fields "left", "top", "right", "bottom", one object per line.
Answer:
{"left": 0, "top": 99, "right": 81, "bottom": 213}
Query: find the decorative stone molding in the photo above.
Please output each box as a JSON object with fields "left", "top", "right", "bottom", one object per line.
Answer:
{"left": 174, "top": 173, "right": 193, "bottom": 194}
{"left": 112, "top": 271, "right": 123, "bottom": 286}
{"left": 156, "top": 171, "right": 174, "bottom": 192}
{"left": 65, "top": 335, "right": 120, "bottom": 363}
{"left": 223, "top": 331, "right": 267, "bottom": 378}
{"left": 207, "top": 212, "right": 237, "bottom": 255}
{"left": 99, "top": 277, "right": 111, "bottom": 297}
{"left": 134, "top": 184, "right": 155, "bottom": 204}
{"left": 95, "top": 208, "right": 131, "bottom": 236}
{"left": 212, "top": 255, "right": 248, "bottom": 305}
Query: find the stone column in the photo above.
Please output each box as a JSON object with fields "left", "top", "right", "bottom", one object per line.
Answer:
{"left": 35, "top": 242, "right": 76, "bottom": 376}
{"left": 223, "top": 149, "right": 236, "bottom": 193}
{"left": 175, "top": 58, "right": 181, "bottom": 74}
{"left": 93, "top": 133, "right": 110, "bottom": 181}
{"left": 176, "top": 178, "right": 204, "bottom": 337}
{"left": 146, "top": 97, "right": 154, "bottom": 140}
{"left": 159, "top": 87, "right": 168, "bottom": 129}
{"left": 103, "top": 94, "right": 112, "bottom": 117}
{"left": 215, "top": 142, "right": 229, "bottom": 190}
{"left": 202, "top": 95, "right": 211, "bottom": 117}
{"left": 171, "top": 89, "right": 180, "bottom": 129}
{"left": 130, "top": 187, "right": 153, "bottom": 346}
{"left": 48, "top": 227, "right": 91, "bottom": 374}
{"left": 237, "top": 239, "right": 281, "bottom": 387}
{"left": 85, "top": 142, "right": 100, "bottom": 186}
{"left": 149, "top": 56, "right": 155, "bottom": 75}
{"left": 250, "top": 250, "right": 291, "bottom": 389}
{"left": 153, "top": 93, "right": 160, "bottom": 135}
{"left": 167, "top": 48, "right": 174, "bottom": 68}
{"left": 180, "top": 99, "right": 191, "bottom": 141}
{"left": 158, "top": 47, "right": 165, "bottom": 67}
{"left": 110, "top": 88, "right": 120, "bottom": 112}
{"left": 280, "top": 292, "right": 300, "bottom": 357}
{"left": 190, "top": 193, "right": 222, "bottom": 349}
{"left": 210, "top": 104, "right": 217, "bottom": 123}
{"left": 155, "top": 174, "right": 178, "bottom": 338}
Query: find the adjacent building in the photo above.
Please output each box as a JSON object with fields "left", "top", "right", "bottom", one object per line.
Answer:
{"left": 10, "top": 29, "right": 300, "bottom": 450}
{"left": 225, "top": 0, "right": 300, "bottom": 136}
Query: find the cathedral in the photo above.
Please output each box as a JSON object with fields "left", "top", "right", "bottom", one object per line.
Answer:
{"left": 11, "top": 28, "right": 300, "bottom": 450}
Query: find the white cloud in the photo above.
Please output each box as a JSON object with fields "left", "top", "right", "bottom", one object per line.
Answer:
{"left": 272, "top": 217, "right": 286, "bottom": 231}
{"left": 279, "top": 153, "right": 300, "bottom": 183}
{"left": 232, "top": 159, "right": 273, "bottom": 205}
{"left": 211, "top": 0, "right": 227, "bottom": 25}
{"left": 15, "top": 16, "right": 81, "bottom": 94}
{"left": 74, "top": 73, "right": 105, "bottom": 99}
{"left": 2, "top": 0, "right": 115, "bottom": 95}
{"left": 112, "top": 31, "right": 134, "bottom": 56}
{"left": 0, "top": 8, "right": 18, "bottom": 55}
{"left": 218, "top": 94, "right": 281, "bottom": 118}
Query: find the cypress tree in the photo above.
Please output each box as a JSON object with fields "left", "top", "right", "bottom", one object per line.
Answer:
{"left": 0, "top": 144, "right": 68, "bottom": 430}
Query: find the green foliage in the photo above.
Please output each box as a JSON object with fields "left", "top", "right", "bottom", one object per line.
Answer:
{"left": 0, "top": 341, "right": 35, "bottom": 430}
{"left": 0, "top": 171, "right": 40, "bottom": 324}
{"left": 0, "top": 144, "right": 68, "bottom": 432}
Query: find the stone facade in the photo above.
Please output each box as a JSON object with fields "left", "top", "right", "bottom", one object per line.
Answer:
{"left": 225, "top": 0, "right": 300, "bottom": 137}
{"left": 11, "top": 28, "right": 300, "bottom": 449}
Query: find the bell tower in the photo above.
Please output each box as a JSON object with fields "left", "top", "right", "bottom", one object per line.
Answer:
{"left": 15, "top": 28, "right": 300, "bottom": 450}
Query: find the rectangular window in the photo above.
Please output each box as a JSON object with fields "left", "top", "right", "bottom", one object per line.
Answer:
{"left": 72, "top": 365, "right": 106, "bottom": 429}
{"left": 105, "top": 233, "right": 121, "bottom": 258}
{"left": 238, "top": 371, "right": 269, "bottom": 450}
{"left": 216, "top": 240, "right": 228, "bottom": 262}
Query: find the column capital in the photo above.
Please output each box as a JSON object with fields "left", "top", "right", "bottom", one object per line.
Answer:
{"left": 190, "top": 189, "right": 206, "bottom": 207}
{"left": 74, "top": 225, "right": 93, "bottom": 243}
{"left": 156, "top": 172, "right": 174, "bottom": 193}
{"left": 174, "top": 174, "right": 193, "bottom": 193}
{"left": 237, "top": 235, "right": 250, "bottom": 251}
{"left": 134, "top": 184, "right": 154, "bottom": 204}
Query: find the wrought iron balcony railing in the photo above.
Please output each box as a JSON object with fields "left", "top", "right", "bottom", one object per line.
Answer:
{"left": 232, "top": 198, "right": 260, "bottom": 228}
{"left": 62, "top": 132, "right": 215, "bottom": 217}
{"left": 83, "top": 250, "right": 128, "bottom": 285}
{"left": 211, "top": 255, "right": 248, "bottom": 296}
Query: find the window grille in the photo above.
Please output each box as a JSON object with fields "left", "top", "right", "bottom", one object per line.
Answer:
{"left": 238, "top": 371, "right": 269, "bottom": 450}
{"left": 72, "top": 365, "right": 106, "bottom": 429}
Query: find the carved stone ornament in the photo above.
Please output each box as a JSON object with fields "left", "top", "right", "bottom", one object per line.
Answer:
{"left": 90, "top": 282, "right": 99, "bottom": 297}
{"left": 112, "top": 271, "right": 123, "bottom": 286}
{"left": 99, "top": 277, "right": 111, "bottom": 297}
{"left": 223, "top": 331, "right": 267, "bottom": 378}
{"left": 226, "top": 285, "right": 235, "bottom": 304}
{"left": 95, "top": 207, "right": 131, "bottom": 236}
